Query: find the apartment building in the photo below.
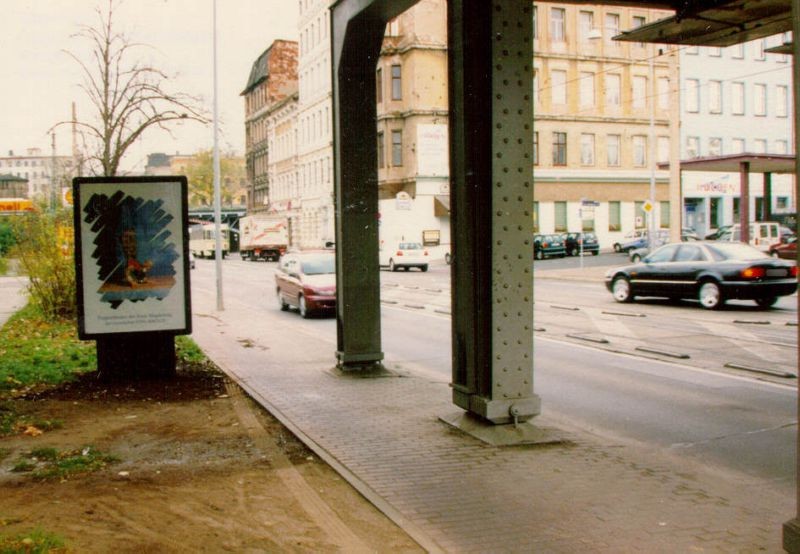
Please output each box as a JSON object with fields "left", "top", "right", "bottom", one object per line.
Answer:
{"left": 0, "top": 148, "right": 74, "bottom": 201}
{"left": 679, "top": 36, "right": 795, "bottom": 236}
{"left": 296, "top": 0, "right": 334, "bottom": 248}
{"left": 241, "top": 40, "right": 299, "bottom": 214}
{"left": 376, "top": 0, "right": 450, "bottom": 254}
{"left": 533, "top": 2, "right": 676, "bottom": 248}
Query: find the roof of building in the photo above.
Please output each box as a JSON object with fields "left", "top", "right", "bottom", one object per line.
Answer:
{"left": 241, "top": 40, "right": 296, "bottom": 97}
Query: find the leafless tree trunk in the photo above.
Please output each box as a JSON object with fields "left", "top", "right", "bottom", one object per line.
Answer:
{"left": 58, "top": 0, "right": 208, "bottom": 176}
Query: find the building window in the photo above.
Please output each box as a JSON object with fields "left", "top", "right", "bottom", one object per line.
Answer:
{"left": 579, "top": 72, "right": 595, "bottom": 107}
{"left": 607, "top": 134, "right": 620, "bottom": 166}
{"left": 686, "top": 136, "right": 699, "bottom": 158}
{"left": 533, "top": 132, "right": 539, "bottom": 165}
{"left": 731, "top": 82, "right": 745, "bottom": 115}
{"left": 552, "top": 132, "right": 567, "bottom": 166}
{"left": 632, "top": 15, "right": 646, "bottom": 29}
{"left": 533, "top": 201, "right": 539, "bottom": 233}
{"left": 551, "top": 69, "right": 567, "bottom": 105}
{"left": 632, "top": 75, "right": 647, "bottom": 109}
{"left": 633, "top": 135, "right": 647, "bottom": 167}
{"left": 660, "top": 201, "right": 670, "bottom": 228}
{"left": 708, "top": 80, "right": 722, "bottom": 113}
{"left": 753, "top": 84, "right": 767, "bottom": 116}
{"left": 776, "top": 140, "right": 789, "bottom": 154}
{"left": 580, "top": 134, "right": 595, "bottom": 165}
{"left": 554, "top": 201, "right": 567, "bottom": 232}
{"left": 708, "top": 46, "right": 722, "bottom": 57}
{"left": 754, "top": 139, "right": 767, "bottom": 153}
{"left": 732, "top": 138, "right": 745, "bottom": 153}
{"left": 756, "top": 39, "right": 766, "bottom": 60}
{"left": 608, "top": 201, "right": 621, "bottom": 231}
{"left": 686, "top": 45, "right": 699, "bottom": 55}
{"left": 533, "top": 70, "right": 539, "bottom": 105}
{"left": 635, "top": 201, "right": 645, "bottom": 228}
{"left": 604, "top": 13, "right": 619, "bottom": 43}
{"left": 777, "top": 196, "right": 789, "bottom": 210}
{"left": 533, "top": 6, "right": 537, "bottom": 39}
{"left": 776, "top": 85, "right": 788, "bottom": 118}
{"left": 377, "top": 131, "right": 385, "bottom": 167}
{"left": 391, "top": 130, "right": 403, "bottom": 165}
{"left": 733, "top": 43, "right": 745, "bottom": 58}
{"left": 657, "top": 136, "right": 669, "bottom": 164}
{"left": 550, "top": 8, "right": 566, "bottom": 42}
{"left": 708, "top": 137, "right": 722, "bottom": 156}
{"left": 579, "top": 11, "right": 594, "bottom": 42}
{"left": 685, "top": 79, "right": 699, "bottom": 113}
{"left": 606, "top": 74, "right": 621, "bottom": 107}
{"left": 657, "top": 77, "right": 669, "bottom": 110}
{"left": 710, "top": 197, "right": 722, "bottom": 228}
{"left": 391, "top": 64, "right": 402, "bottom": 100}
{"left": 376, "top": 67, "right": 382, "bottom": 103}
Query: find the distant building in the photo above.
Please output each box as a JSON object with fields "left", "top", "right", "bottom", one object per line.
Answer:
{"left": 0, "top": 174, "right": 29, "bottom": 199}
{"left": 145, "top": 151, "right": 247, "bottom": 207}
{"left": 0, "top": 148, "right": 73, "bottom": 200}
{"left": 241, "top": 40, "right": 299, "bottom": 216}
{"left": 679, "top": 36, "right": 795, "bottom": 236}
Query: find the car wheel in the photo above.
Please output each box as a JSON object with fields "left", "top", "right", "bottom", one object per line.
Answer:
{"left": 444, "top": 253, "right": 452, "bottom": 265}
{"left": 535, "top": 250, "right": 543, "bottom": 260}
{"left": 755, "top": 296, "right": 778, "bottom": 309}
{"left": 613, "top": 243, "right": 621, "bottom": 253}
{"left": 299, "top": 295, "right": 310, "bottom": 318}
{"left": 698, "top": 281, "right": 724, "bottom": 310}
{"left": 631, "top": 253, "right": 641, "bottom": 263}
{"left": 389, "top": 259, "right": 397, "bottom": 272}
{"left": 592, "top": 250, "right": 599, "bottom": 256}
{"left": 611, "top": 276, "right": 634, "bottom": 303}
{"left": 421, "top": 265, "right": 428, "bottom": 272}
{"left": 276, "top": 289, "right": 289, "bottom": 311}
{"left": 570, "top": 247, "right": 578, "bottom": 256}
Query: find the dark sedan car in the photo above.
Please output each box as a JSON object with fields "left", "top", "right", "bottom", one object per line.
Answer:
{"left": 562, "top": 232, "right": 599, "bottom": 256}
{"left": 275, "top": 250, "right": 336, "bottom": 318}
{"left": 533, "top": 234, "right": 566, "bottom": 260}
{"left": 605, "top": 241, "right": 797, "bottom": 310}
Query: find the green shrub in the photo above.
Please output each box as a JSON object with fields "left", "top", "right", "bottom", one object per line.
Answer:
{"left": 10, "top": 210, "right": 75, "bottom": 320}
{"left": 0, "top": 220, "right": 15, "bottom": 256}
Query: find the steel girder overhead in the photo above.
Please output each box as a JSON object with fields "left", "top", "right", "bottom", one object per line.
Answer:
{"left": 331, "top": 0, "right": 540, "bottom": 434}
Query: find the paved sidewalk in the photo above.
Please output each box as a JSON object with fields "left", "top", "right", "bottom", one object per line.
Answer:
{"left": 190, "top": 287, "right": 793, "bottom": 553}
{"left": 0, "top": 276, "right": 27, "bottom": 327}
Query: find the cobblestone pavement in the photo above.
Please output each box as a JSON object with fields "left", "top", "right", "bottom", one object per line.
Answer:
{"left": 189, "top": 282, "right": 795, "bottom": 553}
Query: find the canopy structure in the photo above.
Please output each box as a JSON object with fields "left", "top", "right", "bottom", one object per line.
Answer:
{"left": 659, "top": 154, "right": 796, "bottom": 229}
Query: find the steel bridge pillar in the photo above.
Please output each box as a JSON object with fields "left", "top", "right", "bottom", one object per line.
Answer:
{"left": 331, "top": 0, "right": 418, "bottom": 371}
{"left": 445, "top": 0, "right": 541, "bottom": 432}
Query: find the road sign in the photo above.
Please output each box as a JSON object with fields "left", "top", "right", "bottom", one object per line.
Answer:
{"left": 643, "top": 200, "right": 654, "bottom": 213}
{"left": 581, "top": 199, "right": 600, "bottom": 207}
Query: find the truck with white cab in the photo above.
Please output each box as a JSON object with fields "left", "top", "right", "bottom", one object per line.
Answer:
{"left": 239, "top": 215, "right": 289, "bottom": 261}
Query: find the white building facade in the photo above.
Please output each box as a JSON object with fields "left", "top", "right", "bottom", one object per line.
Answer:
{"left": 296, "top": 0, "right": 335, "bottom": 248}
{"left": 679, "top": 35, "right": 795, "bottom": 236}
{"left": 0, "top": 148, "right": 73, "bottom": 202}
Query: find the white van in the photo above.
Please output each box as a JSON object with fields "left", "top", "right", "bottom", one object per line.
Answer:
{"left": 716, "top": 222, "right": 781, "bottom": 251}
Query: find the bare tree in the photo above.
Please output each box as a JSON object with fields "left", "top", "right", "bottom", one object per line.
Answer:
{"left": 59, "top": 0, "right": 207, "bottom": 176}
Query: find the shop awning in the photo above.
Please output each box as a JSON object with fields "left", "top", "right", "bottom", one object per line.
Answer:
{"left": 658, "top": 153, "right": 796, "bottom": 174}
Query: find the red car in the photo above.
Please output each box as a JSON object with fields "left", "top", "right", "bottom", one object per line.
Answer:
{"left": 770, "top": 237, "right": 797, "bottom": 260}
{"left": 275, "top": 251, "right": 336, "bottom": 318}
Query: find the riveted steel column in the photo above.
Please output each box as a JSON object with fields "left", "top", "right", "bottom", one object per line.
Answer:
{"left": 448, "top": 0, "right": 539, "bottom": 424}
{"left": 331, "top": 0, "right": 418, "bottom": 369}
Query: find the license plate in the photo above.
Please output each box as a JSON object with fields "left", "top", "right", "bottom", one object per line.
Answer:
{"left": 767, "top": 268, "right": 788, "bottom": 277}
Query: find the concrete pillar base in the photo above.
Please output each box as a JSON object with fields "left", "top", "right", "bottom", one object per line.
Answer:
{"left": 784, "top": 518, "right": 800, "bottom": 552}
{"left": 439, "top": 411, "right": 563, "bottom": 447}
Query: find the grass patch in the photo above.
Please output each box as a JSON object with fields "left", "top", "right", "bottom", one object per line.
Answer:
{"left": 0, "top": 257, "right": 8, "bottom": 277}
{"left": 0, "top": 527, "right": 66, "bottom": 553}
{"left": 12, "top": 446, "right": 118, "bottom": 481}
{"left": 0, "top": 304, "right": 95, "bottom": 397}
{"left": 176, "top": 335, "right": 206, "bottom": 365}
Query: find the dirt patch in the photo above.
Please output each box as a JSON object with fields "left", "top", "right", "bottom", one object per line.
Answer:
{"left": 0, "top": 363, "right": 422, "bottom": 552}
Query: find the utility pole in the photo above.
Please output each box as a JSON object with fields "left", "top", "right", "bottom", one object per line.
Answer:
{"left": 50, "top": 133, "right": 57, "bottom": 212}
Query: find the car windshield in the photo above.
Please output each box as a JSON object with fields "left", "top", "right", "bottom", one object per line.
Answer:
{"left": 583, "top": 233, "right": 596, "bottom": 239}
{"left": 300, "top": 255, "right": 335, "bottom": 275}
{"left": 705, "top": 242, "right": 769, "bottom": 261}
{"left": 545, "top": 235, "right": 559, "bottom": 241}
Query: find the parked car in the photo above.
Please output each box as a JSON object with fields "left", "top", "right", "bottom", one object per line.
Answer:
{"left": 275, "top": 250, "right": 336, "bottom": 318}
{"left": 562, "top": 232, "right": 599, "bottom": 256}
{"left": 613, "top": 230, "right": 646, "bottom": 253}
{"left": 705, "top": 225, "right": 732, "bottom": 240}
{"left": 628, "top": 231, "right": 699, "bottom": 262}
{"left": 770, "top": 236, "right": 797, "bottom": 260}
{"left": 682, "top": 227, "right": 699, "bottom": 241}
{"left": 379, "top": 242, "right": 429, "bottom": 272}
{"left": 713, "top": 222, "right": 781, "bottom": 251}
{"left": 779, "top": 226, "right": 796, "bottom": 243}
{"left": 605, "top": 241, "right": 798, "bottom": 310}
{"left": 617, "top": 230, "right": 668, "bottom": 254}
{"left": 533, "top": 234, "right": 566, "bottom": 260}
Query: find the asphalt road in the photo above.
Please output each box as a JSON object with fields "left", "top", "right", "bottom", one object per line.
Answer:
{"left": 191, "top": 256, "right": 797, "bottom": 493}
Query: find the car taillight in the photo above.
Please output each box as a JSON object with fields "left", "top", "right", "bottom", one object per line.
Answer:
{"left": 542, "top": 242, "right": 549, "bottom": 248}
{"left": 577, "top": 239, "right": 582, "bottom": 245}
{"left": 791, "top": 266, "right": 798, "bottom": 278}
{"left": 741, "top": 267, "right": 766, "bottom": 279}
{"left": 424, "top": 250, "right": 428, "bottom": 256}
{"left": 396, "top": 250, "right": 403, "bottom": 256}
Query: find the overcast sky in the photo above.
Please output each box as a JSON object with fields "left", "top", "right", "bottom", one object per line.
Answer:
{"left": 0, "top": 0, "right": 298, "bottom": 172}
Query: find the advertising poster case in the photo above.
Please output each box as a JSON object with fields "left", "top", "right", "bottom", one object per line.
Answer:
{"left": 73, "top": 176, "right": 191, "bottom": 339}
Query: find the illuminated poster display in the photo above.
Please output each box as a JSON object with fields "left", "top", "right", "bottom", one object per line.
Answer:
{"left": 73, "top": 176, "right": 191, "bottom": 339}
